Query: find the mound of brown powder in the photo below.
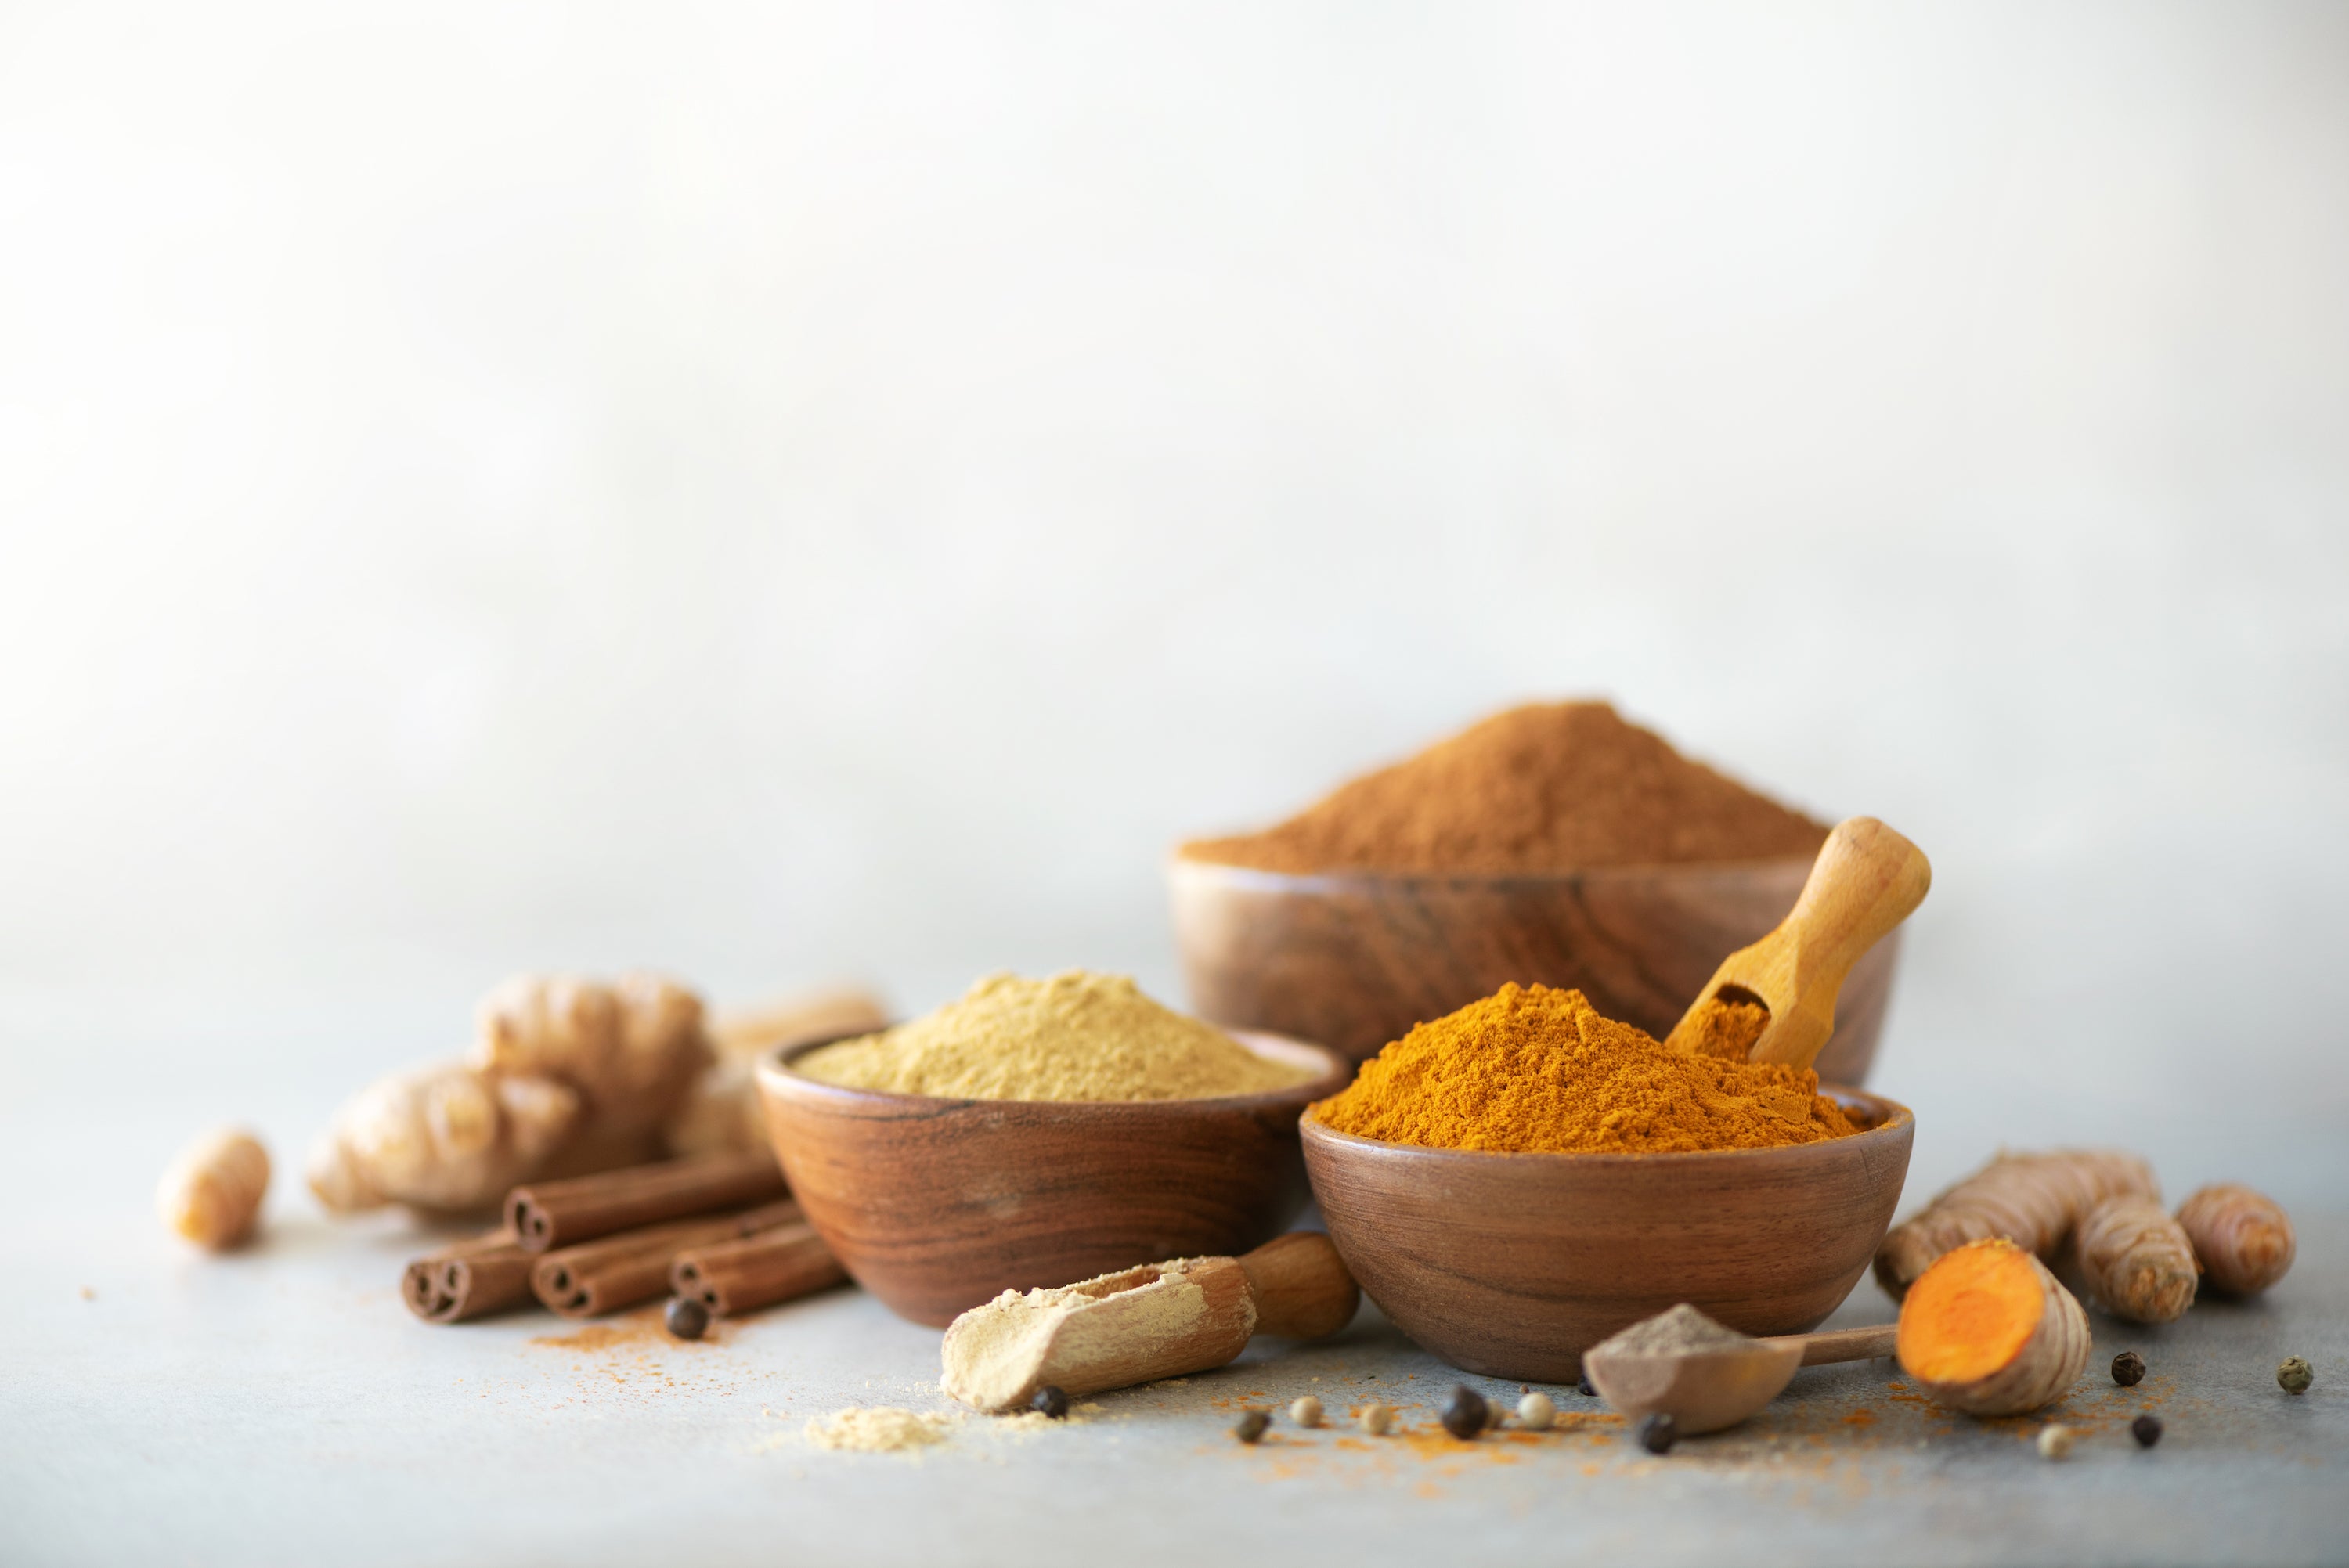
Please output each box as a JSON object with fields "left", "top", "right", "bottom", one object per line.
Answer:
{"left": 1182, "top": 702, "right": 1826, "bottom": 875}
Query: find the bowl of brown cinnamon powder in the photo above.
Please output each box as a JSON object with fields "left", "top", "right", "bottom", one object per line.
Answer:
{"left": 1172, "top": 701, "right": 1903, "bottom": 1080}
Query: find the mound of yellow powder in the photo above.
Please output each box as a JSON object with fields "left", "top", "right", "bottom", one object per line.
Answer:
{"left": 804, "top": 1407, "right": 954, "bottom": 1452}
{"left": 1311, "top": 983, "right": 1860, "bottom": 1154}
{"left": 796, "top": 971, "right": 1314, "bottom": 1102}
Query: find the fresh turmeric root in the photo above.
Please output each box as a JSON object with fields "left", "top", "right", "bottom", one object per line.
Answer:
{"left": 2176, "top": 1184, "right": 2297, "bottom": 1296}
{"left": 158, "top": 1129, "right": 271, "bottom": 1249}
{"left": 1897, "top": 1238, "right": 2091, "bottom": 1415}
{"left": 2069, "top": 1195, "right": 2197, "bottom": 1323}
{"left": 1874, "top": 1148, "right": 2157, "bottom": 1300}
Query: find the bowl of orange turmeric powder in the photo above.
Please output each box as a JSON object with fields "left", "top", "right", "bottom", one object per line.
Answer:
{"left": 1299, "top": 982, "right": 1913, "bottom": 1382}
{"left": 1174, "top": 702, "right": 1902, "bottom": 1080}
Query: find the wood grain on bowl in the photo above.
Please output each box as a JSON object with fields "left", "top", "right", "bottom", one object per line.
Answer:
{"left": 756, "top": 1032, "right": 1351, "bottom": 1328}
{"left": 1170, "top": 856, "right": 1901, "bottom": 1076}
{"left": 1301, "top": 1090, "right": 1913, "bottom": 1383}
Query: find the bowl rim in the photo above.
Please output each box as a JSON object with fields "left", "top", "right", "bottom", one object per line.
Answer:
{"left": 756, "top": 1026, "right": 1354, "bottom": 1114}
{"left": 1299, "top": 1085, "right": 1913, "bottom": 1166}
{"left": 1167, "top": 848, "right": 1826, "bottom": 895}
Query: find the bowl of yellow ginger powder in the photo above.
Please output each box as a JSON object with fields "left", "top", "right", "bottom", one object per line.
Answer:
{"left": 756, "top": 971, "right": 1348, "bottom": 1326}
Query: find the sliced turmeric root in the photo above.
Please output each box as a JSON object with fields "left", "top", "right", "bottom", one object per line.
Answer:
{"left": 1897, "top": 1237, "right": 2090, "bottom": 1416}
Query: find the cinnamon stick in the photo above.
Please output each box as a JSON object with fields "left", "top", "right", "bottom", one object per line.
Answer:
{"left": 671, "top": 1221, "right": 846, "bottom": 1317}
{"left": 507, "top": 1152, "right": 786, "bottom": 1253}
{"left": 531, "top": 1200, "right": 803, "bottom": 1318}
{"left": 403, "top": 1227, "right": 536, "bottom": 1324}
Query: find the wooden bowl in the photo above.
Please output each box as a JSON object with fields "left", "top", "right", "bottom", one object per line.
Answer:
{"left": 754, "top": 1031, "right": 1351, "bottom": 1328}
{"left": 1170, "top": 855, "right": 1903, "bottom": 1077}
{"left": 1300, "top": 1089, "right": 1914, "bottom": 1382}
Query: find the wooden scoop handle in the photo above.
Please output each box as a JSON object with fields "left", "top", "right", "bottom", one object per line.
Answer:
{"left": 1238, "top": 1231, "right": 1359, "bottom": 1338}
{"left": 1669, "top": 816, "right": 1930, "bottom": 1072}
{"left": 1766, "top": 817, "right": 1931, "bottom": 1043}
{"left": 1764, "top": 1323, "right": 1898, "bottom": 1366}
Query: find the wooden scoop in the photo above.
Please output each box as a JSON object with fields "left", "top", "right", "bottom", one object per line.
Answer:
{"left": 940, "top": 1232, "right": 1359, "bottom": 1413}
{"left": 1585, "top": 1323, "right": 1897, "bottom": 1435}
{"left": 1665, "top": 816, "right": 1931, "bottom": 1071}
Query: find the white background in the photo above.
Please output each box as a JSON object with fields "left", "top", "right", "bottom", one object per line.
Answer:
{"left": 2, "top": 2, "right": 2344, "bottom": 1199}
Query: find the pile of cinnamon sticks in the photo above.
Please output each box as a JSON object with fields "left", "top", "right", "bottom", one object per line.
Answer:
{"left": 402, "top": 1151, "right": 845, "bottom": 1325}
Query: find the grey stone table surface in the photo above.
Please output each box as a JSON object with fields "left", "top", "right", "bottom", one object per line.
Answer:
{"left": 2, "top": 1089, "right": 2342, "bottom": 1567}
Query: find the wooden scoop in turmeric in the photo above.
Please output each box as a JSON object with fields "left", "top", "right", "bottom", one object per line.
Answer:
{"left": 940, "top": 1233, "right": 1359, "bottom": 1413}
{"left": 1665, "top": 816, "right": 1931, "bottom": 1071}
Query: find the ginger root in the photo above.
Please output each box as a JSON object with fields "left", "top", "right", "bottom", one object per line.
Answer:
{"left": 2176, "top": 1183, "right": 2296, "bottom": 1296}
{"left": 667, "top": 986, "right": 892, "bottom": 1159}
{"left": 710, "top": 986, "right": 889, "bottom": 1061}
{"left": 158, "top": 1129, "right": 271, "bottom": 1249}
{"left": 1874, "top": 1148, "right": 2157, "bottom": 1300}
{"left": 474, "top": 972, "right": 711, "bottom": 1141}
{"left": 663, "top": 1058, "right": 767, "bottom": 1159}
{"left": 1897, "top": 1237, "right": 2090, "bottom": 1416}
{"left": 308, "top": 1062, "right": 583, "bottom": 1213}
{"left": 2069, "top": 1194, "right": 2197, "bottom": 1324}
{"left": 310, "top": 971, "right": 709, "bottom": 1214}
{"left": 310, "top": 976, "right": 886, "bottom": 1213}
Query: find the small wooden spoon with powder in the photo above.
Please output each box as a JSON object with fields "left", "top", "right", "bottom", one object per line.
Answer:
{"left": 1582, "top": 1304, "right": 1897, "bottom": 1435}
{"left": 941, "top": 1232, "right": 1359, "bottom": 1413}
{"left": 1664, "top": 816, "right": 1931, "bottom": 1070}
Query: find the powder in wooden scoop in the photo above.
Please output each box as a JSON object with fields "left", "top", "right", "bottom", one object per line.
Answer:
{"left": 796, "top": 971, "right": 1313, "bottom": 1101}
{"left": 1183, "top": 701, "right": 1827, "bottom": 875}
{"left": 1591, "top": 1303, "right": 1755, "bottom": 1358}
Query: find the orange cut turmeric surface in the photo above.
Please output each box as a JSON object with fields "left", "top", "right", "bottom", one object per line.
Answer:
{"left": 1310, "top": 983, "right": 1860, "bottom": 1154}
{"left": 1895, "top": 1238, "right": 2043, "bottom": 1386}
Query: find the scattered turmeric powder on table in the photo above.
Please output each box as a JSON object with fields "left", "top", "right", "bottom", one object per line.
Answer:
{"left": 1311, "top": 983, "right": 1860, "bottom": 1153}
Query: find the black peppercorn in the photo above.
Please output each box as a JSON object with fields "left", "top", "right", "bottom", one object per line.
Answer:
{"left": 2131, "top": 1414, "right": 2163, "bottom": 1448}
{"left": 663, "top": 1295, "right": 709, "bottom": 1341}
{"left": 1440, "top": 1385, "right": 1488, "bottom": 1440}
{"left": 1234, "top": 1411, "right": 1270, "bottom": 1444}
{"left": 1031, "top": 1385, "right": 1069, "bottom": 1419}
{"left": 1636, "top": 1412, "right": 1679, "bottom": 1454}
{"left": 2112, "top": 1350, "right": 2146, "bottom": 1387}
{"left": 1577, "top": 1375, "right": 1597, "bottom": 1398}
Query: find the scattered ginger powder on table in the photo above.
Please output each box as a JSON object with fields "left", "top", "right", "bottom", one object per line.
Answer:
{"left": 796, "top": 971, "right": 1313, "bottom": 1101}
{"left": 1312, "top": 983, "right": 1860, "bottom": 1154}
{"left": 804, "top": 1408, "right": 954, "bottom": 1453}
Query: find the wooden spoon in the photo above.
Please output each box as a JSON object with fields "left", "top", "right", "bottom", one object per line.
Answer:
{"left": 1584, "top": 1323, "right": 1897, "bottom": 1435}
{"left": 1664, "top": 816, "right": 1931, "bottom": 1070}
{"left": 940, "top": 1231, "right": 1359, "bottom": 1413}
